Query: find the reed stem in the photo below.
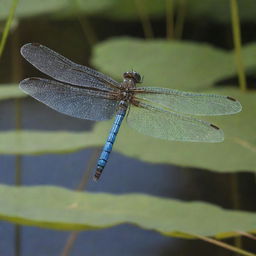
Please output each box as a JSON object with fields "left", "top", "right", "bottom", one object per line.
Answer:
{"left": 134, "top": 0, "right": 154, "bottom": 39}
{"left": 230, "top": 0, "right": 247, "bottom": 91}
{"left": 0, "top": 0, "right": 19, "bottom": 57}
{"left": 182, "top": 232, "right": 255, "bottom": 256}
{"left": 61, "top": 148, "right": 102, "bottom": 256}
{"left": 166, "top": 0, "right": 174, "bottom": 39}
{"left": 174, "top": 0, "right": 186, "bottom": 39}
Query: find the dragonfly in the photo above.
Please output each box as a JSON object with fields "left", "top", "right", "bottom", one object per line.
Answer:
{"left": 19, "top": 43, "right": 242, "bottom": 181}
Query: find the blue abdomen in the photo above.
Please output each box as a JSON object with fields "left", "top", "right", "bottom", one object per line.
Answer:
{"left": 94, "top": 107, "right": 127, "bottom": 180}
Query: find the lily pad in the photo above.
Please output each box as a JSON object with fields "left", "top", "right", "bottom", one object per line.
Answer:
{"left": 0, "top": 129, "right": 101, "bottom": 155}
{"left": 0, "top": 0, "right": 67, "bottom": 20}
{"left": 0, "top": 0, "right": 115, "bottom": 20}
{"left": 91, "top": 38, "right": 256, "bottom": 91}
{"left": 0, "top": 184, "right": 255, "bottom": 238}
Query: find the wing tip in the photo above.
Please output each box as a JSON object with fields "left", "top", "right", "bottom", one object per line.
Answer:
{"left": 19, "top": 78, "right": 29, "bottom": 94}
{"left": 19, "top": 77, "right": 41, "bottom": 92}
{"left": 210, "top": 124, "right": 224, "bottom": 143}
{"left": 20, "top": 42, "right": 42, "bottom": 57}
{"left": 19, "top": 77, "right": 31, "bottom": 89}
{"left": 226, "top": 96, "right": 242, "bottom": 114}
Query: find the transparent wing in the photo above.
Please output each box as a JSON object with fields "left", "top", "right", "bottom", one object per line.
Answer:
{"left": 20, "top": 77, "right": 118, "bottom": 121}
{"left": 127, "top": 102, "right": 224, "bottom": 142}
{"left": 21, "top": 43, "right": 121, "bottom": 92}
{"left": 134, "top": 87, "right": 242, "bottom": 116}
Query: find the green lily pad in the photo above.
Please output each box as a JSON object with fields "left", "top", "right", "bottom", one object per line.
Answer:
{"left": 0, "top": 87, "right": 254, "bottom": 173}
{"left": 91, "top": 38, "right": 256, "bottom": 91}
{"left": 0, "top": 84, "right": 26, "bottom": 100}
{"left": 0, "top": 129, "right": 101, "bottom": 155}
{"left": 0, "top": 0, "right": 115, "bottom": 20}
{"left": 0, "top": 184, "right": 255, "bottom": 238}
{"left": 0, "top": 0, "right": 67, "bottom": 19}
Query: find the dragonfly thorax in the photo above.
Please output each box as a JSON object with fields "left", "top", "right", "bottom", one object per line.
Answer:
{"left": 120, "top": 90, "right": 134, "bottom": 102}
{"left": 120, "top": 72, "right": 141, "bottom": 103}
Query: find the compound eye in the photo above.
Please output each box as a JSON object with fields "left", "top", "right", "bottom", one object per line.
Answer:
{"left": 134, "top": 72, "right": 141, "bottom": 83}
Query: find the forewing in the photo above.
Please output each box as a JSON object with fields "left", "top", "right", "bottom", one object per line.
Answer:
{"left": 21, "top": 43, "right": 121, "bottom": 92}
{"left": 134, "top": 87, "right": 242, "bottom": 116}
{"left": 127, "top": 102, "right": 224, "bottom": 142}
{"left": 20, "top": 78, "right": 118, "bottom": 121}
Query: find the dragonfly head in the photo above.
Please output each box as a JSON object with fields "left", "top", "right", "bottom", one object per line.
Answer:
{"left": 123, "top": 71, "right": 142, "bottom": 83}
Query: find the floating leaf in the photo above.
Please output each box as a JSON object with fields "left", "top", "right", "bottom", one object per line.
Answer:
{"left": 0, "top": 129, "right": 101, "bottom": 155}
{"left": 0, "top": 0, "right": 67, "bottom": 19}
{"left": 91, "top": 38, "right": 256, "bottom": 91}
{"left": 0, "top": 88, "right": 255, "bottom": 173}
{"left": 0, "top": 84, "right": 26, "bottom": 100}
{"left": 0, "top": 185, "right": 255, "bottom": 238}
{"left": 0, "top": 0, "right": 115, "bottom": 20}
